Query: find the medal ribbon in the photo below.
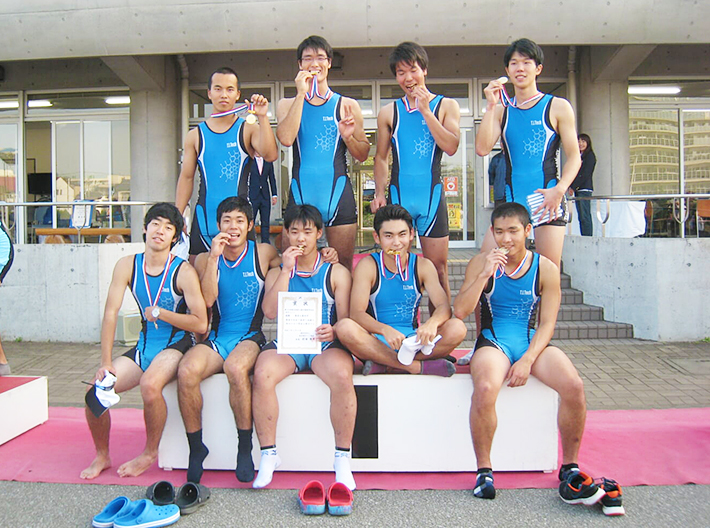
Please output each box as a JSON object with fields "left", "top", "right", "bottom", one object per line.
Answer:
{"left": 305, "top": 76, "right": 332, "bottom": 102}
{"left": 221, "top": 244, "right": 249, "bottom": 269}
{"left": 500, "top": 88, "right": 544, "bottom": 109}
{"left": 211, "top": 102, "right": 253, "bottom": 118}
{"left": 495, "top": 250, "right": 529, "bottom": 279}
{"left": 143, "top": 254, "right": 174, "bottom": 311}
{"left": 403, "top": 96, "right": 419, "bottom": 114}
{"left": 380, "top": 251, "right": 409, "bottom": 282}
{"left": 290, "top": 252, "right": 322, "bottom": 279}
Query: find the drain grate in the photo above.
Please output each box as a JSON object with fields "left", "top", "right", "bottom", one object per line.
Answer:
{"left": 663, "top": 358, "right": 710, "bottom": 376}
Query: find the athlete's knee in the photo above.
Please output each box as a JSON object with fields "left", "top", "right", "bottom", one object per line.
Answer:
{"left": 559, "top": 372, "right": 585, "bottom": 405}
{"left": 140, "top": 375, "right": 166, "bottom": 404}
{"left": 177, "top": 356, "right": 203, "bottom": 387}
{"left": 471, "top": 377, "right": 501, "bottom": 407}
{"left": 334, "top": 318, "right": 358, "bottom": 343}
{"left": 445, "top": 317, "right": 468, "bottom": 343}
{"left": 224, "top": 354, "right": 253, "bottom": 385}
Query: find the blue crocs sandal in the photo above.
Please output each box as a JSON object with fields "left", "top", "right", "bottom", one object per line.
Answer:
{"left": 113, "top": 499, "right": 180, "bottom": 528}
{"left": 92, "top": 496, "right": 135, "bottom": 528}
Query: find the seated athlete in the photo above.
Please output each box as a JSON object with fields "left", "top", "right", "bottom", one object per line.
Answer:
{"left": 276, "top": 35, "right": 370, "bottom": 271}
{"left": 453, "top": 203, "right": 606, "bottom": 507}
{"left": 177, "top": 197, "right": 280, "bottom": 484}
{"left": 81, "top": 203, "right": 208, "bottom": 480}
{"left": 336, "top": 204, "right": 467, "bottom": 376}
{"left": 251, "top": 204, "right": 357, "bottom": 490}
{"left": 371, "top": 42, "right": 461, "bottom": 302}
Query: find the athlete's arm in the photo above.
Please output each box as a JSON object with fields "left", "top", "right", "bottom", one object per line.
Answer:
{"left": 371, "top": 104, "right": 394, "bottom": 213}
{"left": 152, "top": 263, "right": 208, "bottom": 334}
{"left": 245, "top": 94, "right": 278, "bottom": 162}
{"left": 416, "top": 257, "right": 452, "bottom": 345}
{"left": 262, "top": 246, "right": 299, "bottom": 319}
{"left": 453, "top": 248, "right": 506, "bottom": 319}
{"left": 276, "top": 71, "right": 311, "bottom": 146}
{"left": 475, "top": 79, "right": 507, "bottom": 156}
{"left": 419, "top": 93, "right": 460, "bottom": 156}
{"left": 339, "top": 97, "right": 370, "bottom": 162}
{"left": 506, "top": 256, "right": 561, "bottom": 387}
{"left": 532, "top": 98, "right": 582, "bottom": 220}
{"left": 97, "top": 256, "right": 133, "bottom": 380}
{"left": 322, "top": 263, "right": 352, "bottom": 342}
{"left": 256, "top": 242, "right": 280, "bottom": 275}
{"left": 194, "top": 237, "right": 226, "bottom": 308}
{"left": 176, "top": 128, "right": 199, "bottom": 215}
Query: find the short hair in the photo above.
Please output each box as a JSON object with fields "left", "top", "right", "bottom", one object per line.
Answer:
{"left": 217, "top": 196, "right": 253, "bottom": 225}
{"left": 373, "top": 204, "right": 414, "bottom": 234}
{"left": 144, "top": 202, "right": 184, "bottom": 242}
{"left": 284, "top": 204, "right": 323, "bottom": 231}
{"left": 504, "top": 38, "right": 544, "bottom": 66}
{"left": 208, "top": 67, "right": 239, "bottom": 90}
{"left": 297, "top": 35, "right": 333, "bottom": 61}
{"left": 389, "top": 42, "right": 429, "bottom": 76}
{"left": 578, "top": 133, "right": 593, "bottom": 154}
{"left": 491, "top": 202, "right": 531, "bottom": 228}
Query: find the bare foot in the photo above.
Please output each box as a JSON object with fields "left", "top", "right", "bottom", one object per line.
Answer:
{"left": 80, "top": 454, "right": 111, "bottom": 479}
{"left": 117, "top": 452, "right": 157, "bottom": 478}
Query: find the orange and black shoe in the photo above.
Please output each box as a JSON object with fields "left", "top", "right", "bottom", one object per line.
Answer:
{"left": 559, "top": 470, "right": 605, "bottom": 506}
{"left": 599, "top": 478, "right": 625, "bottom": 516}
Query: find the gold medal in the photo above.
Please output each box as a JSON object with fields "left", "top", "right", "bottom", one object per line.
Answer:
{"left": 245, "top": 111, "right": 257, "bottom": 125}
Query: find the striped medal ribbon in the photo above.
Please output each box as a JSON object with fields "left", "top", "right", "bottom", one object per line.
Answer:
{"left": 500, "top": 88, "right": 544, "bottom": 109}
{"left": 290, "top": 252, "right": 322, "bottom": 279}
{"left": 143, "top": 254, "right": 174, "bottom": 329}
{"left": 495, "top": 250, "right": 529, "bottom": 279}
{"left": 380, "top": 251, "right": 409, "bottom": 281}
{"left": 305, "top": 75, "right": 332, "bottom": 102}
{"left": 222, "top": 243, "right": 249, "bottom": 269}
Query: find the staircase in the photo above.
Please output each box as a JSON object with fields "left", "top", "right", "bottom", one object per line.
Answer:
{"left": 262, "top": 252, "right": 634, "bottom": 346}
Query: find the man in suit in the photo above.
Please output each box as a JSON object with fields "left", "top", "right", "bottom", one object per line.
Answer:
{"left": 249, "top": 152, "right": 278, "bottom": 244}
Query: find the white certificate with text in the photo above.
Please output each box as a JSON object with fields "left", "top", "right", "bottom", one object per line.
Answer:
{"left": 277, "top": 291, "right": 322, "bottom": 355}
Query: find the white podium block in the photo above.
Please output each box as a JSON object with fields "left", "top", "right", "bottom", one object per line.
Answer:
{"left": 0, "top": 376, "right": 49, "bottom": 445}
{"left": 159, "top": 373, "right": 558, "bottom": 473}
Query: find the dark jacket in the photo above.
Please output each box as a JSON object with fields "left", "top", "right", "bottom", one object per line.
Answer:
{"left": 571, "top": 150, "right": 596, "bottom": 192}
{"left": 248, "top": 158, "right": 277, "bottom": 202}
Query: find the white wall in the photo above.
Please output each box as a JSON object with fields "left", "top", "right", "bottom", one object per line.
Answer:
{"left": 562, "top": 236, "right": 710, "bottom": 341}
{"left": 0, "top": 243, "right": 143, "bottom": 343}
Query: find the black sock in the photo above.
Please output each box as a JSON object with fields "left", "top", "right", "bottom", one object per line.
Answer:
{"left": 235, "top": 428, "right": 255, "bottom": 483}
{"left": 186, "top": 430, "right": 209, "bottom": 483}
{"left": 335, "top": 446, "right": 350, "bottom": 453}
{"left": 559, "top": 463, "right": 579, "bottom": 481}
{"left": 477, "top": 467, "right": 493, "bottom": 475}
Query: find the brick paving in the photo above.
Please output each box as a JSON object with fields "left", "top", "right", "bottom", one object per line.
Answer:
{"left": 3, "top": 337, "right": 710, "bottom": 411}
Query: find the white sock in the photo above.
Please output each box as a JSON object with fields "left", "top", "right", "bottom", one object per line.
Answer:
{"left": 457, "top": 349, "right": 474, "bottom": 366}
{"left": 334, "top": 450, "right": 357, "bottom": 491}
{"left": 252, "top": 448, "right": 281, "bottom": 489}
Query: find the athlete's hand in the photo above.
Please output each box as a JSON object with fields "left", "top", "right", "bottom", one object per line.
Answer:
{"left": 483, "top": 78, "right": 506, "bottom": 108}
{"left": 412, "top": 86, "right": 432, "bottom": 114}
{"left": 506, "top": 357, "right": 533, "bottom": 387}
{"left": 295, "top": 70, "right": 314, "bottom": 97}
{"left": 533, "top": 185, "right": 566, "bottom": 221}
{"left": 370, "top": 195, "right": 387, "bottom": 213}
{"left": 271, "top": 196, "right": 278, "bottom": 206}
{"left": 382, "top": 326, "right": 406, "bottom": 351}
{"left": 338, "top": 101, "right": 356, "bottom": 140}
{"left": 416, "top": 320, "right": 438, "bottom": 348}
{"left": 281, "top": 245, "right": 302, "bottom": 273}
{"left": 145, "top": 305, "right": 161, "bottom": 323}
{"left": 320, "top": 247, "right": 339, "bottom": 264}
{"left": 481, "top": 246, "right": 507, "bottom": 279}
{"left": 94, "top": 365, "right": 115, "bottom": 384}
{"left": 315, "top": 323, "right": 334, "bottom": 343}
{"left": 249, "top": 94, "right": 270, "bottom": 118}
{"left": 209, "top": 232, "right": 230, "bottom": 259}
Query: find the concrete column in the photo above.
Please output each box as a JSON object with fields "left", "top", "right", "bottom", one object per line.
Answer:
{"left": 128, "top": 58, "right": 181, "bottom": 239}
{"left": 577, "top": 48, "right": 631, "bottom": 197}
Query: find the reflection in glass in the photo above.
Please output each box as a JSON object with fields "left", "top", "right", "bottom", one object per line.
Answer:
{"left": 55, "top": 122, "right": 81, "bottom": 226}
{"left": 629, "top": 109, "right": 680, "bottom": 195}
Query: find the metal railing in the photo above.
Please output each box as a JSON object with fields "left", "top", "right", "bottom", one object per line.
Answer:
{"left": 567, "top": 193, "right": 710, "bottom": 238}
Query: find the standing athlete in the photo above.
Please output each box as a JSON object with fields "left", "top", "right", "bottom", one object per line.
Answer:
{"left": 276, "top": 35, "right": 370, "bottom": 272}
{"left": 475, "top": 38, "right": 581, "bottom": 269}
{"left": 176, "top": 67, "right": 278, "bottom": 259}
{"left": 371, "top": 42, "right": 461, "bottom": 301}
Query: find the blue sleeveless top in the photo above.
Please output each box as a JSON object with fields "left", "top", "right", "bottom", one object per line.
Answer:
{"left": 500, "top": 94, "right": 560, "bottom": 209}
{"left": 212, "top": 240, "right": 265, "bottom": 339}
{"left": 195, "top": 119, "right": 251, "bottom": 241}
{"left": 368, "top": 252, "right": 422, "bottom": 332}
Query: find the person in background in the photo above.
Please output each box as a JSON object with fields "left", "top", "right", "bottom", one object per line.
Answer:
{"left": 248, "top": 153, "right": 278, "bottom": 244}
{"left": 489, "top": 150, "right": 507, "bottom": 208}
{"left": 570, "top": 133, "right": 596, "bottom": 236}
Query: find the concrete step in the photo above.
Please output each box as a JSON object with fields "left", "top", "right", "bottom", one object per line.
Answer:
{"left": 553, "top": 321, "right": 634, "bottom": 340}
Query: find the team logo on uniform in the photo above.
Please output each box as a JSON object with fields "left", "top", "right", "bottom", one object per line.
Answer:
{"left": 323, "top": 116, "right": 334, "bottom": 122}
{"left": 226, "top": 142, "right": 237, "bottom": 148}
{"left": 520, "top": 289, "right": 532, "bottom": 295}
{"left": 243, "top": 271, "right": 255, "bottom": 278}
{"left": 530, "top": 120, "right": 542, "bottom": 126}
{"left": 403, "top": 284, "right": 414, "bottom": 290}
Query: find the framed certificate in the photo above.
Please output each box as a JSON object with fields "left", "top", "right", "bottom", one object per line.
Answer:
{"left": 277, "top": 291, "right": 322, "bottom": 355}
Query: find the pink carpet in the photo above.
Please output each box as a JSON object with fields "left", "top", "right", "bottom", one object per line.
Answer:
{"left": 1, "top": 406, "right": 708, "bottom": 490}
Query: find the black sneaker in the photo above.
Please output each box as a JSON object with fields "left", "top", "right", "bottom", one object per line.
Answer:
{"left": 599, "top": 478, "right": 625, "bottom": 516}
{"left": 473, "top": 470, "right": 496, "bottom": 499}
{"left": 559, "top": 470, "right": 605, "bottom": 506}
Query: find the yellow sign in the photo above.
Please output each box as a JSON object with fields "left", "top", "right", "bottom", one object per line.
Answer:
{"left": 447, "top": 202, "right": 462, "bottom": 230}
